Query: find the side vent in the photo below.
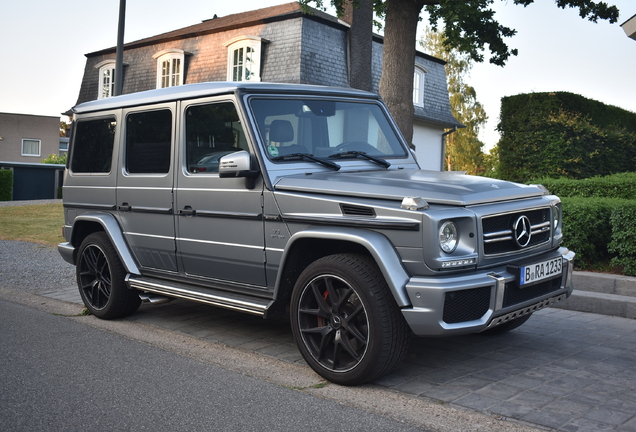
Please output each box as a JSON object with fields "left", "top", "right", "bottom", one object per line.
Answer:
{"left": 340, "top": 204, "right": 376, "bottom": 217}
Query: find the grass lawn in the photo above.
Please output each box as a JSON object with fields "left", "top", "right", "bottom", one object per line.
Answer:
{"left": 0, "top": 203, "right": 65, "bottom": 248}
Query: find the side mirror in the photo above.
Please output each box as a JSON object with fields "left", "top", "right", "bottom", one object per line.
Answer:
{"left": 219, "top": 151, "right": 260, "bottom": 189}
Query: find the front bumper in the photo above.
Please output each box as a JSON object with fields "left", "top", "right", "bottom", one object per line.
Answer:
{"left": 401, "top": 247, "right": 575, "bottom": 336}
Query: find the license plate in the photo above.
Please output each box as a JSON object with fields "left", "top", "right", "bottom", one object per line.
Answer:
{"left": 519, "top": 257, "right": 563, "bottom": 287}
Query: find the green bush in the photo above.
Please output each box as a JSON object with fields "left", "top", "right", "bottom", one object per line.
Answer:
{"left": 0, "top": 169, "right": 12, "bottom": 201}
{"left": 608, "top": 203, "right": 636, "bottom": 276}
{"left": 497, "top": 92, "right": 636, "bottom": 182}
{"left": 561, "top": 197, "right": 613, "bottom": 269}
{"left": 535, "top": 172, "right": 636, "bottom": 200}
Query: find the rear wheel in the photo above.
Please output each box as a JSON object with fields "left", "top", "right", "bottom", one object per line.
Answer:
{"left": 290, "top": 253, "right": 409, "bottom": 385}
{"left": 76, "top": 232, "right": 141, "bottom": 319}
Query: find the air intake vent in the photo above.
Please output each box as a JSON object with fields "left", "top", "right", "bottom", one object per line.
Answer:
{"left": 340, "top": 204, "right": 376, "bottom": 217}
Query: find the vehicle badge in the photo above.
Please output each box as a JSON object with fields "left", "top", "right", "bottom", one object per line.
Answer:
{"left": 490, "top": 184, "right": 500, "bottom": 189}
{"left": 513, "top": 215, "right": 532, "bottom": 248}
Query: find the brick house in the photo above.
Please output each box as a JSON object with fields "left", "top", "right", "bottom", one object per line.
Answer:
{"left": 73, "top": 2, "right": 461, "bottom": 170}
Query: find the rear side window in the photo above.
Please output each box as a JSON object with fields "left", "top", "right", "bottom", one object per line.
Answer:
{"left": 70, "top": 118, "right": 116, "bottom": 173}
{"left": 125, "top": 109, "right": 172, "bottom": 174}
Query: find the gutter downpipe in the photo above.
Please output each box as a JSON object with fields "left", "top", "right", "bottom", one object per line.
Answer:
{"left": 114, "top": 0, "right": 126, "bottom": 96}
{"left": 441, "top": 127, "right": 458, "bottom": 171}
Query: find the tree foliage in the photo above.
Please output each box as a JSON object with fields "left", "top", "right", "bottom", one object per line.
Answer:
{"left": 421, "top": 29, "right": 487, "bottom": 174}
{"left": 42, "top": 154, "right": 67, "bottom": 165}
{"left": 300, "top": 0, "right": 619, "bottom": 143}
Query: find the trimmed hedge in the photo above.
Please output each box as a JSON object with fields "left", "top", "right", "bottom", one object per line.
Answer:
{"left": 536, "top": 172, "right": 636, "bottom": 200}
{"left": 0, "top": 169, "right": 12, "bottom": 201}
{"left": 561, "top": 197, "right": 636, "bottom": 276}
{"left": 540, "top": 173, "right": 636, "bottom": 275}
{"left": 608, "top": 203, "right": 636, "bottom": 276}
{"left": 497, "top": 92, "right": 636, "bottom": 182}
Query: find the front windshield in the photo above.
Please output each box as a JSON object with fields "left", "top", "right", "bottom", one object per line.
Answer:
{"left": 249, "top": 98, "right": 407, "bottom": 161}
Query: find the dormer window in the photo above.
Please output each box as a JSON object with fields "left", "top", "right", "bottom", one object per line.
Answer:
{"left": 413, "top": 67, "right": 426, "bottom": 107}
{"left": 153, "top": 49, "right": 185, "bottom": 88}
{"left": 224, "top": 36, "right": 263, "bottom": 82}
{"left": 95, "top": 60, "right": 116, "bottom": 99}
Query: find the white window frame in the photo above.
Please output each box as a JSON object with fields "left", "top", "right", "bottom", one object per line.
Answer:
{"left": 224, "top": 36, "right": 263, "bottom": 82}
{"left": 95, "top": 60, "right": 116, "bottom": 99}
{"left": 153, "top": 49, "right": 185, "bottom": 89}
{"left": 413, "top": 67, "right": 427, "bottom": 107}
{"left": 21, "top": 139, "right": 41, "bottom": 157}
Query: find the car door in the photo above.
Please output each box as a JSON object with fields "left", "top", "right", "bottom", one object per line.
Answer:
{"left": 116, "top": 104, "right": 178, "bottom": 272}
{"left": 175, "top": 99, "right": 267, "bottom": 288}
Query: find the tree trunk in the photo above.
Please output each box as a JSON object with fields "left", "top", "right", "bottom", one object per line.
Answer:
{"left": 379, "top": 0, "right": 426, "bottom": 148}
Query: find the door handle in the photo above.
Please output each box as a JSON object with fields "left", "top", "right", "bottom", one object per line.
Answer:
{"left": 118, "top": 202, "right": 132, "bottom": 212}
{"left": 179, "top": 206, "right": 196, "bottom": 216}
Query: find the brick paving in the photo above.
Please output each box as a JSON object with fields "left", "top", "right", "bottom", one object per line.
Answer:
{"left": 43, "top": 285, "right": 636, "bottom": 431}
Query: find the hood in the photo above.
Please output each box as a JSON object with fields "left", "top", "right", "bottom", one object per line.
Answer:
{"left": 273, "top": 169, "right": 546, "bottom": 206}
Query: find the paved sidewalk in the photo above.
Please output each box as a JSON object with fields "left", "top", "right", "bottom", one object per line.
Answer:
{"left": 42, "top": 285, "right": 636, "bottom": 432}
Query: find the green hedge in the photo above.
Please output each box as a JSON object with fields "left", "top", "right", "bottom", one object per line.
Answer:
{"left": 497, "top": 92, "right": 636, "bottom": 182}
{"left": 561, "top": 197, "right": 636, "bottom": 276}
{"left": 608, "top": 203, "right": 636, "bottom": 276}
{"left": 0, "top": 169, "right": 12, "bottom": 201}
{"left": 536, "top": 172, "right": 636, "bottom": 200}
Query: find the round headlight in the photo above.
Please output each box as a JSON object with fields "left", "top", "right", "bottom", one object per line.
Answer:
{"left": 439, "top": 221, "right": 459, "bottom": 253}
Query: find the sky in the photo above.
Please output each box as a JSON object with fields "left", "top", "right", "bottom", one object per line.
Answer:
{"left": 1, "top": 0, "right": 635, "bottom": 150}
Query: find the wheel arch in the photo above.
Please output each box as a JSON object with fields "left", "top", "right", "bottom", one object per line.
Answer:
{"left": 69, "top": 212, "right": 140, "bottom": 275}
{"left": 273, "top": 227, "right": 411, "bottom": 308}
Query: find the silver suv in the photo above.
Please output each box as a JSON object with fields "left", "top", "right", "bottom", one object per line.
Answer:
{"left": 59, "top": 82, "right": 575, "bottom": 385}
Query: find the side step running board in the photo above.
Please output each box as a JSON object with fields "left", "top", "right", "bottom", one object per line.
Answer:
{"left": 126, "top": 275, "right": 273, "bottom": 317}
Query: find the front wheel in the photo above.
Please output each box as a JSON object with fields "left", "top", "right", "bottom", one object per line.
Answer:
{"left": 76, "top": 232, "right": 141, "bottom": 319}
{"left": 290, "top": 253, "right": 410, "bottom": 385}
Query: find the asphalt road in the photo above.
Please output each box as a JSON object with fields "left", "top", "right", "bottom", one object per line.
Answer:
{"left": 0, "top": 297, "right": 426, "bottom": 432}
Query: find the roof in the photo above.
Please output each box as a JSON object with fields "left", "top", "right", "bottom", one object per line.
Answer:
{"left": 72, "top": 81, "right": 379, "bottom": 114}
{"left": 87, "top": 2, "right": 340, "bottom": 56}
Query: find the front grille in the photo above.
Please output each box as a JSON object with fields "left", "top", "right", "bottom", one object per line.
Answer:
{"left": 443, "top": 286, "right": 491, "bottom": 324}
{"left": 482, "top": 208, "right": 551, "bottom": 255}
{"left": 502, "top": 276, "right": 562, "bottom": 308}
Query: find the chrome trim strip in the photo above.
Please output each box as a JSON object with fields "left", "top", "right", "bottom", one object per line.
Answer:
{"left": 192, "top": 210, "right": 262, "bottom": 220}
{"left": 488, "top": 272, "right": 506, "bottom": 311}
{"left": 127, "top": 276, "right": 270, "bottom": 316}
{"left": 63, "top": 203, "right": 117, "bottom": 211}
{"left": 283, "top": 215, "right": 419, "bottom": 231}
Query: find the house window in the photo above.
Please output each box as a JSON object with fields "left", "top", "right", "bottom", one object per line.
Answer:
{"left": 95, "top": 60, "right": 116, "bottom": 99}
{"left": 224, "top": 36, "right": 263, "bottom": 82}
{"left": 21, "top": 139, "right": 41, "bottom": 157}
{"left": 153, "top": 50, "right": 185, "bottom": 89}
{"left": 413, "top": 67, "right": 426, "bottom": 107}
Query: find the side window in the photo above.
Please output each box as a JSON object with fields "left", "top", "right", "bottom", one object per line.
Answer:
{"left": 125, "top": 110, "right": 172, "bottom": 174}
{"left": 185, "top": 102, "right": 249, "bottom": 174}
{"left": 70, "top": 118, "right": 116, "bottom": 173}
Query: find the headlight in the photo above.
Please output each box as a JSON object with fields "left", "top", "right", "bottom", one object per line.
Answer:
{"left": 439, "top": 221, "right": 459, "bottom": 253}
{"left": 554, "top": 203, "right": 562, "bottom": 230}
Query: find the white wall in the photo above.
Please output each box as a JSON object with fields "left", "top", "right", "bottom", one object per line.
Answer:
{"left": 411, "top": 121, "right": 445, "bottom": 171}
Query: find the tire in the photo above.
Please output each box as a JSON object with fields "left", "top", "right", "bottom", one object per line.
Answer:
{"left": 481, "top": 313, "right": 533, "bottom": 335}
{"left": 76, "top": 232, "right": 141, "bottom": 319}
{"left": 290, "top": 253, "right": 410, "bottom": 385}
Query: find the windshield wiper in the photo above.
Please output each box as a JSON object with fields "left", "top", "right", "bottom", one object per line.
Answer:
{"left": 271, "top": 153, "right": 341, "bottom": 171}
{"left": 329, "top": 151, "right": 391, "bottom": 168}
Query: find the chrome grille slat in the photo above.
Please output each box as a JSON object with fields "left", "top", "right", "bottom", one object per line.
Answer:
{"left": 482, "top": 207, "right": 551, "bottom": 255}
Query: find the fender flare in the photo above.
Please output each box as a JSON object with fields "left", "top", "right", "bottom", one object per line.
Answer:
{"left": 68, "top": 212, "right": 140, "bottom": 275}
{"left": 275, "top": 227, "right": 412, "bottom": 308}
